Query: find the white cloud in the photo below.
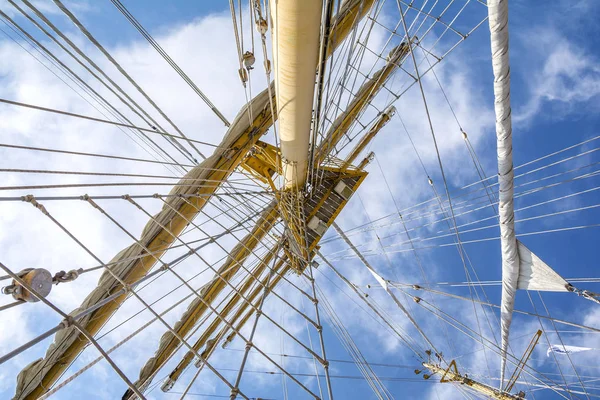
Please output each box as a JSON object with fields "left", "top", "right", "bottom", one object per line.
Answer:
{"left": 514, "top": 27, "right": 600, "bottom": 125}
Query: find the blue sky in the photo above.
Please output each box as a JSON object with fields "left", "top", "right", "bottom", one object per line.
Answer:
{"left": 0, "top": 1, "right": 600, "bottom": 399}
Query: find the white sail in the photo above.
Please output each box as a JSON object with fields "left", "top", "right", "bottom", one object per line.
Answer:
{"left": 547, "top": 345, "right": 596, "bottom": 357}
{"left": 517, "top": 241, "right": 570, "bottom": 292}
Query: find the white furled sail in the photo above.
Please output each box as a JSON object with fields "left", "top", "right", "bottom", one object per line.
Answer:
{"left": 516, "top": 241, "right": 570, "bottom": 292}
{"left": 547, "top": 345, "right": 597, "bottom": 357}
{"left": 488, "top": 0, "right": 518, "bottom": 386}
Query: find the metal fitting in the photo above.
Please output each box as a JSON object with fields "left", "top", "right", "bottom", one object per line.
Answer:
{"left": 256, "top": 18, "right": 268, "bottom": 35}
{"left": 161, "top": 377, "right": 175, "bottom": 392}
{"left": 242, "top": 51, "right": 255, "bottom": 69}
{"left": 6, "top": 268, "right": 53, "bottom": 302}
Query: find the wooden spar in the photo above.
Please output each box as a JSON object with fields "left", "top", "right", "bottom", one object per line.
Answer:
{"left": 163, "top": 255, "right": 288, "bottom": 389}
{"left": 357, "top": 152, "right": 375, "bottom": 170}
{"left": 341, "top": 106, "right": 395, "bottom": 170}
{"left": 315, "top": 43, "right": 409, "bottom": 164}
{"left": 326, "top": 0, "right": 376, "bottom": 59}
{"left": 123, "top": 202, "right": 280, "bottom": 398}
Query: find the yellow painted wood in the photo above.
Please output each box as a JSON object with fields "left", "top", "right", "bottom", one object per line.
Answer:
{"left": 423, "top": 362, "right": 524, "bottom": 399}
{"left": 241, "top": 140, "right": 280, "bottom": 183}
{"left": 342, "top": 107, "right": 394, "bottom": 169}
{"left": 315, "top": 43, "right": 409, "bottom": 164}
{"left": 326, "top": 0, "right": 376, "bottom": 59}
{"left": 167, "top": 249, "right": 281, "bottom": 384}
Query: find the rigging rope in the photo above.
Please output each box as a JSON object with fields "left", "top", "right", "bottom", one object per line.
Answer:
{"left": 51, "top": 0, "right": 205, "bottom": 161}
{"left": 5, "top": 2, "right": 192, "bottom": 171}
{"left": 110, "top": 0, "right": 231, "bottom": 127}
{"left": 0, "top": 98, "right": 222, "bottom": 149}
{"left": 0, "top": 14, "right": 184, "bottom": 176}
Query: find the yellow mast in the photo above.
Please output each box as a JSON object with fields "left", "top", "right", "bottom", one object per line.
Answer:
{"left": 422, "top": 360, "right": 525, "bottom": 399}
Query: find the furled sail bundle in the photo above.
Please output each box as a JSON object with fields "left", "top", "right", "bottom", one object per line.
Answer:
{"left": 487, "top": 0, "right": 598, "bottom": 387}
{"left": 271, "top": 0, "right": 323, "bottom": 188}
{"left": 487, "top": 0, "right": 519, "bottom": 385}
